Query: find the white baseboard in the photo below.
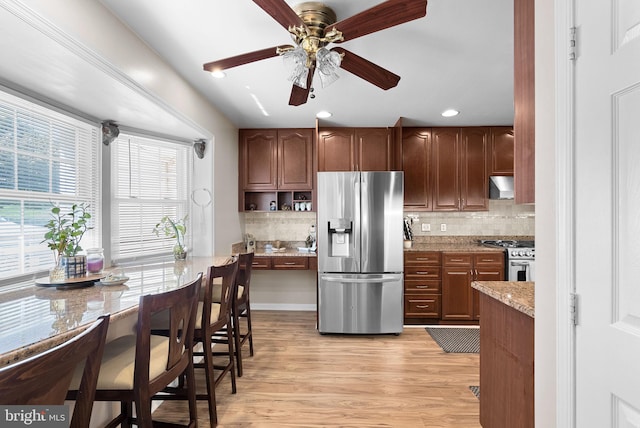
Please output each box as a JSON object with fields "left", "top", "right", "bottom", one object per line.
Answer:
{"left": 252, "top": 303, "right": 316, "bottom": 311}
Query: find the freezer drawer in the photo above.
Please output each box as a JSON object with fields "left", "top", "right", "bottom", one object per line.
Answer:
{"left": 318, "top": 273, "right": 404, "bottom": 334}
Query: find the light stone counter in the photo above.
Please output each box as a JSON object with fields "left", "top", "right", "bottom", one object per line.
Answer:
{"left": 0, "top": 256, "right": 230, "bottom": 366}
{"left": 471, "top": 280, "right": 534, "bottom": 318}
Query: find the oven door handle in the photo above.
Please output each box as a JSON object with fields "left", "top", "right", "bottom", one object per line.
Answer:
{"left": 511, "top": 261, "right": 530, "bottom": 267}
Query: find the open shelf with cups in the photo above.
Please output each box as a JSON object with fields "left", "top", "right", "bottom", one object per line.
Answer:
{"left": 243, "top": 191, "right": 313, "bottom": 212}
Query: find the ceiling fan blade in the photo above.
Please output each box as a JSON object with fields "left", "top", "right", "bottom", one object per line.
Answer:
{"left": 203, "top": 45, "right": 292, "bottom": 72}
{"left": 253, "top": 0, "right": 306, "bottom": 30}
{"left": 328, "top": 0, "right": 428, "bottom": 42}
{"left": 289, "top": 67, "right": 315, "bottom": 106}
{"left": 333, "top": 47, "right": 400, "bottom": 90}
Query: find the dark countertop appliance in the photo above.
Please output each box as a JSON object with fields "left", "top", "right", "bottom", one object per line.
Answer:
{"left": 481, "top": 240, "right": 535, "bottom": 282}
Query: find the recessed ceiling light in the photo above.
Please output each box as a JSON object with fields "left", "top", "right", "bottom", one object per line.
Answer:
{"left": 316, "top": 111, "right": 332, "bottom": 119}
{"left": 210, "top": 70, "right": 226, "bottom": 79}
{"left": 441, "top": 109, "right": 459, "bottom": 117}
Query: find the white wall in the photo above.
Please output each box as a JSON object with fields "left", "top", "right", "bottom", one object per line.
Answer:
{"left": 535, "top": 0, "right": 557, "bottom": 426}
{"left": 19, "top": 0, "right": 243, "bottom": 256}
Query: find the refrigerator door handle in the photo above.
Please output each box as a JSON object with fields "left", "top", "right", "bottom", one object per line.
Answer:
{"left": 320, "top": 275, "right": 400, "bottom": 283}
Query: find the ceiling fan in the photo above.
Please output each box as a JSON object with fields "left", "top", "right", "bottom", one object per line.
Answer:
{"left": 202, "top": 0, "right": 428, "bottom": 106}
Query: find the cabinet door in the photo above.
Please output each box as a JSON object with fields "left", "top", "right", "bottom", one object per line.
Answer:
{"left": 401, "top": 128, "right": 432, "bottom": 210}
{"left": 460, "top": 127, "right": 489, "bottom": 211}
{"left": 432, "top": 128, "right": 460, "bottom": 211}
{"left": 278, "top": 129, "right": 313, "bottom": 190}
{"left": 356, "top": 128, "right": 393, "bottom": 171}
{"left": 472, "top": 252, "right": 505, "bottom": 320}
{"left": 442, "top": 266, "right": 474, "bottom": 321}
{"left": 240, "top": 129, "right": 278, "bottom": 190}
{"left": 489, "top": 127, "right": 514, "bottom": 176}
{"left": 317, "top": 128, "right": 355, "bottom": 171}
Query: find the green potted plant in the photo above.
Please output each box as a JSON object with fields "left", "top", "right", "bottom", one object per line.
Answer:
{"left": 42, "top": 203, "right": 92, "bottom": 280}
{"left": 152, "top": 215, "right": 188, "bottom": 260}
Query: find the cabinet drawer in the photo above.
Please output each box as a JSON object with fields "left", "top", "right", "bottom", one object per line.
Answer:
{"left": 251, "top": 257, "right": 272, "bottom": 270}
{"left": 404, "top": 251, "right": 441, "bottom": 265}
{"left": 272, "top": 256, "right": 309, "bottom": 270}
{"left": 443, "top": 253, "right": 473, "bottom": 266}
{"left": 473, "top": 252, "right": 504, "bottom": 265}
{"left": 405, "top": 279, "right": 441, "bottom": 293}
{"left": 405, "top": 295, "right": 441, "bottom": 318}
{"left": 405, "top": 265, "right": 441, "bottom": 279}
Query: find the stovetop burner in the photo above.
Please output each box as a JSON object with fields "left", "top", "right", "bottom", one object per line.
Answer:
{"left": 481, "top": 239, "right": 535, "bottom": 249}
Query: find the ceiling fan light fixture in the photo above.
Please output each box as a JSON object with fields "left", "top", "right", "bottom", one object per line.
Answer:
{"left": 441, "top": 109, "right": 460, "bottom": 117}
{"left": 316, "top": 47, "right": 341, "bottom": 88}
{"left": 283, "top": 46, "right": 310, "bottom": 88}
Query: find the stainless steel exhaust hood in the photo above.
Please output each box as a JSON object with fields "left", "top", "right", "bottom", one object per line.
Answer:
{"left": 489, "top": 176, "right": 514, "bottom": 199}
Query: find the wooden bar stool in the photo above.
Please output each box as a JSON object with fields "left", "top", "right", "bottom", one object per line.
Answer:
{"left": 152, "top": 259, "right": 238, "bottom": 427}
{"left": 232, "top": 252, "right": 255, "bottom": 377}
{"left": 68, "top": 273, "right": 202, "bottom": 428}
{"left": 195, "top": 259, "right": 238, "bottom": 426}
{"left": 0, "top": 314, "right": 110, "bottom": 428}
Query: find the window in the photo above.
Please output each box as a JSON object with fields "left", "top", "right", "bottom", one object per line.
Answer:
{"left": 0, "top": 91, "right": 101, "bottom": 281}
{"left": 111, "top": 133, "right": 191, "bottom": 262}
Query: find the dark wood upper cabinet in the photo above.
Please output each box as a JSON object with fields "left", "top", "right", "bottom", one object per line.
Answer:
{"left": 460, "top": 127, "right": 489, "bottom": 211}
{"left": 489, "top": 126, "right": 514, "bottom": 176}
{"left": 318, "top": 127, "right": 394, "bottom": 172}
{"left": 239, "top": 129, "right": 278, "bottom": 190}
{"left": 514, "top": 0, "right": 535, "bottom": 203}
{"left": 240, "top": 129, "right": 313, "bottom": 191}
{"left": 355, "top": 128, "right": 394, "bottom": 171}
{"left": 433, "top": 127, "right": 490, "bottom": 211}
{"left": 317, "top": 128, "right": 356, "bottom": 171}
{"left": 432, "top": 128, "right": 460, "bottom": 211}
{"left": 401, "top": 128, "right": 432, "bottom": 211}
{"left": 278, "top": 129, "right": 313, "bottom": 190}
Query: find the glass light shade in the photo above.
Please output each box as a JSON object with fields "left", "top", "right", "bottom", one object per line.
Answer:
{"left": 316, "top": 48, "right": 342, "bottom": 88}
{"left": 283, "top": 46, "right": 310, "bottom": 88}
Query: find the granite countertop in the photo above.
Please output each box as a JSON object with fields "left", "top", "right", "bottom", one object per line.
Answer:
{"left": 0, "top": 256, "right": 230, "bottom": 366}
{"left": 254, "top": 249, "right": 316, "bottom": 257}
{"left": 471, "top": 281, "right": 535, "bottom": 318}
{"left": 405, "top": 243, "right": 504, "bottom": 252}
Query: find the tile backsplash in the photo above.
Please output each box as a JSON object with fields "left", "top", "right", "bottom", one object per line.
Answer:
{"left": 243, "top": 200, "right": 534, "bottom": 241}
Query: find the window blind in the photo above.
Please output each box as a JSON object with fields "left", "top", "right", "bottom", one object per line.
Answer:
{"left": 0, "top": 91, "right": 100, "bottom": 281}
{"left": 111, "top": 133, "right": 191, "bottom": 262}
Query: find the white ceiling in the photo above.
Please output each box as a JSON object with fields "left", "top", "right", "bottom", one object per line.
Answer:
{"left": 98, "top": 0, "right": 515, "bottom": 129}
{"left": 0, "top": 0, "right": 514, "bottom": 134}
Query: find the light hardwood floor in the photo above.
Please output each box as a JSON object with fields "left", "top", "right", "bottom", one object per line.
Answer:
{"left": 153, "top": 311, "right": 481, "bottom": 427}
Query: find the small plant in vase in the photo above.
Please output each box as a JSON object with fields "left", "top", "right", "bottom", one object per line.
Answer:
{"left": 42, "top": 203, "right": 92, "bottom": 280}
{"left": 153, "top": 215, "right": 188, "bottom": 260}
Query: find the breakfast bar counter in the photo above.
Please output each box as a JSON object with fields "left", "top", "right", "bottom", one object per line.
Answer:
{"left": 471, "top": 280, "right": 534, "bottom": 428}
{"left": 0, "top": 256, "right": 230, "bottom": 367}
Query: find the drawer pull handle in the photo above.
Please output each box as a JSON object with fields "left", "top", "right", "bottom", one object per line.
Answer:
{"left": 284, "top": 262, "right": 297, "bottom": 265}
{"left": 416, "top": 285, "right": 429, "bottom": 288}
{"left": 416, "top": 258, "right": 429, "bottom": 261}
{"left": 416, "top": 271, "right": 430, "bottom": 275}
{"left": 451, "top": 258, "right": 464, "bottom": 262}
{"left": 416, "top": 305, "right": 431, "bottom": 309}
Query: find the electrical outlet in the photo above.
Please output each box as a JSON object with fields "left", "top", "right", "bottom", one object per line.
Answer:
{"left": 421, "top": 223, "right": 430, "bottom": 232}
{"left": 440, "top": 223, "right": 447, "bottom": 232}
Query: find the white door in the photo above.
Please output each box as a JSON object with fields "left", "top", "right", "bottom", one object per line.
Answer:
{"left": 575, "top": 0, "right": 640, "bottom": 426}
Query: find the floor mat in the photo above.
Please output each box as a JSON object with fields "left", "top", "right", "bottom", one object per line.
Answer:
{"left": 469, "top": 385, "right": 480, "bottom": 399}
{"left": 425, "top": 327, "right": 480, "bottom": 353}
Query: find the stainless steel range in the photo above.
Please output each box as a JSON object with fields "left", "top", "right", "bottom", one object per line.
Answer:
{"left": 481, "top": 240, "right": 535, "bottom": 282}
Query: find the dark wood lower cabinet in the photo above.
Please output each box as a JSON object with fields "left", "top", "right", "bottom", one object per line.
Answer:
{"left": 479, "top": 293, "right": 534, "bottom": 428}
{"left": 252, "top": 256, "right": 315, "bottom": 270}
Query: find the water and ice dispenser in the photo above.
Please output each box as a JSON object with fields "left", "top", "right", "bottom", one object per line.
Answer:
{"left": 328, "top": 219, "right": 352, "bottom": 257}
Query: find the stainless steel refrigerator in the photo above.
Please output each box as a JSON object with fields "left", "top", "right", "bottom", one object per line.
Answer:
{"left": 317, "top": 171, "right": 404, "bottom": 334}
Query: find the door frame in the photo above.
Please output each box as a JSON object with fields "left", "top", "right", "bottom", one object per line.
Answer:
{"left": 553, "top": 0, "right": 576, "bottom": 426}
